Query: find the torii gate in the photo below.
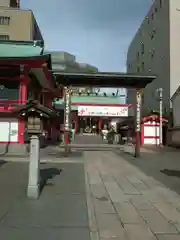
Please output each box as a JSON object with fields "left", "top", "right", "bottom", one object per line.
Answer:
{"left": 53, "top": 72, "right": 156, "bottom": 157}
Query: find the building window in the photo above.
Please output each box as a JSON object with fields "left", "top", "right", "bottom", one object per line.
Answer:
{"left": 146, "top": 16, "right": 149, "bottom": 24}
{"left": 150, "top": 29, "right": 156, "bottom": 40}
{"left": 0, "top": 17, "right": 10, "bottom": 25}
{"left": 155, "top": 7, "right": 158, "bottom": 13}
{"left": 160, "top": 0, "right": 162, "bottom": 8}
{"left": 141, "top": 62, "right": 145, "bottom": 71}
{"left": 151, "top": 49, "right": 155, "bottom": 59}
{"left": 141, "top": 43, "right": 144, "bottom": 55}
{"left": 137, "top": 52, "right": 140, "bottom": 60}
{"left": 10, "top": 0, "right": 19, "bottom": 8}
{"left": 0, "top": 80, "right": 19, "bottom": 100}
{"left": 137, "top": 67, "right": 140, "bottom": 72}
{"left": 151, "top": 13, "right": 154, "bottom": 20}
{"left": 0, "top": 35, "right": 9, "bottom": 40}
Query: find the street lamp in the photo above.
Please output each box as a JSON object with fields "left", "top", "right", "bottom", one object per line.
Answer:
{"left": 156, "top": 88, "right": 163, "bottom": 147}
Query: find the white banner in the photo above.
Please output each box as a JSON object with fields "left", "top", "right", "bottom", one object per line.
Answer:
{"left": 64, "top": 88, "right": 71, "bottom": 131}
{"left": 78, "top": 106, "right": 128, "bottom": 117}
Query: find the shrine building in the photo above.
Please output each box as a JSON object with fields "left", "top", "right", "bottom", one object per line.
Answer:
{"left": 0, "top": 40, "right": 61, "bottom": 151}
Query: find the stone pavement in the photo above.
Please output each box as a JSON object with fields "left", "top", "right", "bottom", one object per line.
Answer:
{"left": 84, "top": 150, "right": 180, "bottom": 240}
{"left": 73, "top": 135, "right": 104, "bottom": 145}
{"left": 1, "top": 148, "right": 180, "bottom": 239}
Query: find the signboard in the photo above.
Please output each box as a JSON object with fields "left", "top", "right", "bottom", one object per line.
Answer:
{"left": 78, "top": 106, "right": 128, "bottom": 117}
{"left": 136, "top": 91, "right": 141, "bottom": 132}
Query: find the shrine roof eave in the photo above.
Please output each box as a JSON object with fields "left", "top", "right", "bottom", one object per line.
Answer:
{"left": 0, "top": 54, "right": 51, "bottom": 64}
{"left": 52, "top": 72, "right": 156, "bottom": 88}
{"left": 0, "top": 54, "right": 58, "bottom": 96}
{"left": 118, "top": 117, "right": 135, "bottom": 126}
{"left": 11, "top": 100, "right": 57, "bottom": 118}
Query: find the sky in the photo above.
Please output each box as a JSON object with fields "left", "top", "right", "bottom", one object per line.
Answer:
{"left": 21, "top": 0, "right": 152, "bottom": 73}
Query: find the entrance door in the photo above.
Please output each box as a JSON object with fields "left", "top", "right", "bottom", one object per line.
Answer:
{"left": 79, "top": 117, "right": 91, "bottom": 134}
{"left": 91, "top": 118, "right": 99, "bottom": 134}
{"left": 78, "top": 117, "right": 99, "bottom": 134}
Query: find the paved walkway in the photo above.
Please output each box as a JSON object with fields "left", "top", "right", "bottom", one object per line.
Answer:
{"left": 1, "top": 148, "right": 180, "bottom": 239}
{"left": 84, "top": 150, "right": 180, "bottom": 240}
{"left": 73, "top": 135, "right": 105, "bottom": 145}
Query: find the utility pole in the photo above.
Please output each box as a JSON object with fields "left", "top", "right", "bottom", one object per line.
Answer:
{"left": 159, "top": 88, "right": 163, "bottom": 147}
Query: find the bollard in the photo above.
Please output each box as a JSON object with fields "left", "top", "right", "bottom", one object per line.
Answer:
{"left": 27, "top": 135, "right": 40, "bottom": 199}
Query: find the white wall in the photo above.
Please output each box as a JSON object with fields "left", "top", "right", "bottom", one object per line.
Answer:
{"left": 0, "top": 118, "right": 18, "bottom": 142}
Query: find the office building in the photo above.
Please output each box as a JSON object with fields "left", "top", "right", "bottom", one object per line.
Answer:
{"left": 126, "top": 0, "right": 180, "bottom": 114}
{"left": 50, "top": 51, "right": 98, "bottom": 94}
{"left": 0, "top": 0, "right": 43, "bottom": 42}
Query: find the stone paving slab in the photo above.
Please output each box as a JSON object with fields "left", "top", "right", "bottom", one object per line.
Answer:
{"left": 130, "top": 195, "right": 154, "bottom": 210}
{"left": 114, "top": 176, "right": 141, "bottom": 195}
{"left": 152, "top": 201, "right": 180, "bottom": 224}
{"left": 84, "top": 150, "right": 180, "bottom": 240}
{"left": 114, "top": 202, "right": 143, "bottom": 224}
{"left": 96, "top": 213, "right": 125, "bottom": 239}
{"left": 139, "top": 209, "right": 178, "bottom": 234}
{"left": 103, "top": 181, "right": 130, "bottom": 203}
{"left": 124, "top": 223, "right": 157, "bottom": 240}
{"left": 93, "top": 198, "right": 115, "bottom": 214}
{"left": 156, "top": 235, "right": 180, "bottom": 240}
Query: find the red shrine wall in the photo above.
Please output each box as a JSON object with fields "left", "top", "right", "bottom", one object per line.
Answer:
{"left": 0, "top": 66, "right": 58, "bottom": 144}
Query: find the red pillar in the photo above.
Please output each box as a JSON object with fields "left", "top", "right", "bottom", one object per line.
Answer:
{"left": 18, "top": 119, "right": 24, "bottom": 144}
{"left": 141, "top": 123, "right": 144, "bottom": 145}
{"left": 19, "top": 75, "right": 28, "bottom": 104}
{"left": 98, "top": 118, "right": 102, "bottom": 131}
{"left": 75, "top": 114, "right": 78, "bottom": 132}
{"left": 18, "top": 73, "right": 28, "bottom": 144}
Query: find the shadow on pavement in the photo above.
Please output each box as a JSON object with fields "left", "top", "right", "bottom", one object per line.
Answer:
{"left": 160, "top": 169, "right": 180, "bottom": 178}
{"left": 40, "top": 167, "right": 62, "bottom": 193}
{"left": 46, "top": 151, "right": 83, "bottom": 158}
{"left": 0, "top": 160, "right": 7, "bottom": 168}
{"left": 73, "top": 148, "right": 114, "bottom": 152}
{"left": 115, "top": 151, "right": 180, "bottom": 195}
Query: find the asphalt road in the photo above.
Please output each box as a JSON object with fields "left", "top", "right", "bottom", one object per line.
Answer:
{"left": 0, "top": 160, "right": 90, "bottom": 240}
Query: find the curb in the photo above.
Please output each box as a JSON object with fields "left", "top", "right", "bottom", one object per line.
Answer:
{"left": 84, "top": 160, "right": 100, "bottom": 240}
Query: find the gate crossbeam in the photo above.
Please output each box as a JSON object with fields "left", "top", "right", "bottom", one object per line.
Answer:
{"left": 53, "top": 71, "right": 156, "bottom": 157}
